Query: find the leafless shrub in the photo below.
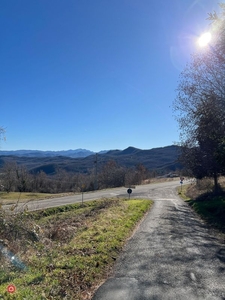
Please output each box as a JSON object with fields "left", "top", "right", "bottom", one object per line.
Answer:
{"left": 0, "top": 200, "right": 41, "bottom": 273}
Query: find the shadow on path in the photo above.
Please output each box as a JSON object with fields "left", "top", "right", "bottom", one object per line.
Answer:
{"left": 93, "top": 195, "right": 225, "bottom": 300}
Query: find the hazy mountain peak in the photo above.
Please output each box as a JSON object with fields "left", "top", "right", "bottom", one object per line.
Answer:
{"left": 0, "top": 149, "right": 95, "bottom": 158}
{"left": 121, "top": 146, "right": 140, "bottom": 155}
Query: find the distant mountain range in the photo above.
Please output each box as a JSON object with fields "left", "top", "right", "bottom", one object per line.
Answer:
{"left": 0, "top": 149, "right": 107, "bottom": 158}
{"left": 0, "top": 145, "right": 182, "bottom": 175}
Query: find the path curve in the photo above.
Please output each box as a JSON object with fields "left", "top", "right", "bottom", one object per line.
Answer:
{"left": 93, "top": 183, "right": 225, "bottom": 300}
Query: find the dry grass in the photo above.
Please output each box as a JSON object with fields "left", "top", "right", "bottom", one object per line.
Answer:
{"left": 142, "top": 177, "right": 179, "bottom": 184}
{"left": 0, "top": 192, "right": 74, "bottom": 205}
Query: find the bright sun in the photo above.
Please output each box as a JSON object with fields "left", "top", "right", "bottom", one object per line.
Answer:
{"left": 198, "top": 32, "right": 212, "bottom": 47}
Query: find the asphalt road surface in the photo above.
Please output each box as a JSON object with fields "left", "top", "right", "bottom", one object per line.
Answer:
{"left": 3, "top": 180, "right": 179, "bottom": 212}
{"left": 93, "top": 181, "right": 225, "bottom": 300}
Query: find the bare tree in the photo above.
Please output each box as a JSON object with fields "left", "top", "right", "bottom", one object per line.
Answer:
{"left": 173, "top": 4, "right": 225, "bottom": 192}
{"left": 15, "top": 165, "right": 31, "bottom": 192}
{"left": 99, "top": 160, "right": 125, "bottom": 188}
{"left": 1, "top": 162, "right": 17, "bottom": 192}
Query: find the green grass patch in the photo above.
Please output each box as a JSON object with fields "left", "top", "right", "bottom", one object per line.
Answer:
{"left": 0, "top": 198, "right": 153, "bottom": 299}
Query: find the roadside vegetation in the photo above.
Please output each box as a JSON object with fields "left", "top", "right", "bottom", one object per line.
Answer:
{"left": 179, "top": 178, "right": 225, "bottom": 234}
{"left": 0, "top": 197, "right": 153, "bottom": 299}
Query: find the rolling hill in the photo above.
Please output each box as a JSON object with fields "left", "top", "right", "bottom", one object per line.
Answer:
{"left": 0, "top": 145, "right": 182, "bottom": 175}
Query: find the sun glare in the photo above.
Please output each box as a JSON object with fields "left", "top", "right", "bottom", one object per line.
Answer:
{"left": 198, "top": 32, "right": 212, "bottom": 47}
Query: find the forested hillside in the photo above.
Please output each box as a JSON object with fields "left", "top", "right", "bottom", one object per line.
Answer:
{"left": 0, "top": 145, "right": 182, "bottom": 193}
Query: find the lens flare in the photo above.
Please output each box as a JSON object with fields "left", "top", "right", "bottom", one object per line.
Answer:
{"left": 0, "top": 243, "right": 27, "bottom": 270}
{"left": 198, "top": 32, "right": 212, "bottom": 47}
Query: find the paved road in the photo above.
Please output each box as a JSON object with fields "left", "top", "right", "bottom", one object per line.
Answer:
{"left": 2, "top": 186, "right": 128, "bottom": 212}
{"left": 2, "top": 180, "right": 180, "bottom": 212}
{"left": 93, "top": 181, "right": 225, "bottom": 300}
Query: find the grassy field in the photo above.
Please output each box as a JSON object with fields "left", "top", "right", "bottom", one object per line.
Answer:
{"left": 0, "top": 192, "right": 73, "bottom": 205}
{"left": 0, "top": 198, "right": 153, "bottom": 300}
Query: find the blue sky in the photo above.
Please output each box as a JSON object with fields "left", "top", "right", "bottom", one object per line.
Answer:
{"left": 0, "top": 0, "right": 220, "bottom": 151}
